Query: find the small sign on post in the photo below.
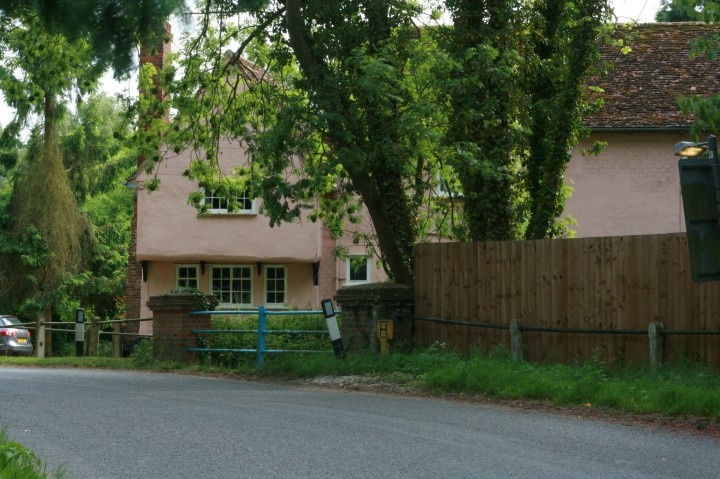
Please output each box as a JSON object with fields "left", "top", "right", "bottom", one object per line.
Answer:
{"left": 376, "top": 320, "right": 394, "bottom": 354}
{"left": 75, "top": 308, "right": 85, "bottom": 357}
{"left": 321, "top": 299, "right": 346, "bottom": 359}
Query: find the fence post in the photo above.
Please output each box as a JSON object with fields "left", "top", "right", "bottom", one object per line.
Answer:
{"left": 112, "top": 321, "right": 121, "bottom": 358}
{"left": 257, "top": 306, "right": 267, "bottom": 367}
{"left": 35, "top": 316, "right": 45, "bottom": 358}
{"left": 509, "top": 319, "right": 524, "bottom": 361}
{"left": 648, "top": 322, "right": 664, "bottom": 373}
{"left": 87, "top": 317, "right": 100, "bottom": 356}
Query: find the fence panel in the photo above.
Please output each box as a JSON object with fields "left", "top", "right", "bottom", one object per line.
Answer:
{"left": 414, "top": 233, "right": 720, "bottom": 367}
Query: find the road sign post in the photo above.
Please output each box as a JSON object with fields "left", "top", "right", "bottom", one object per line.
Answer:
{"left": 321, "top": 299, "right": 345, "bottom": 359}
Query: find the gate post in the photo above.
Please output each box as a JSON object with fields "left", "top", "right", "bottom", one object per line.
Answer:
{"left": 147, "top": 292, "right": 213, "bottom": 362}
{"left": 87, "top": 316, "right": 100, "bottom": 356}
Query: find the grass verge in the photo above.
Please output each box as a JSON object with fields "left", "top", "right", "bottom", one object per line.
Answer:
{"left": 2, "top": 345, "right": 720, "bottom": 421}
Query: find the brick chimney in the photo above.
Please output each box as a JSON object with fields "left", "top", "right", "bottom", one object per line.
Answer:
{"left": 124, "top": 21, "right": 172, "bottom": 321}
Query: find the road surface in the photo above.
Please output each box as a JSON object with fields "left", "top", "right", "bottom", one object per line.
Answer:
{"left": 0, "top": 367, "right": 718, "bottom": 478}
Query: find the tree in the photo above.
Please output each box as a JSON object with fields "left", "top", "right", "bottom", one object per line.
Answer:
{"left": 441, "top": 0, "right": 612, "bottom": 241}
{"left": 674, "top": 1, "right": 720, "bottom": 134}
{"left": 523, "top": 1, "right": 612, "bottom": 239}
{"left": 134, "top": 0, "right": 615, "bottom": 286}
{"left": 140, "top": 0, "right": 447, "bottom": 286}
{"left": 655, "top": 0, "right": 704, "bottom": 22}
{"left": 0, "top": 13, "right": 99, "bottom": 317}
{"left": 59, "top": 95, "right": 136, "bottom": 319}
{"left": 0, "top": 0, "right": 189, "bottom": 76}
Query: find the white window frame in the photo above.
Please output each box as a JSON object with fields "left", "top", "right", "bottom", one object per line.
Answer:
{"left": 436, "top": 173, "right": 463, "bottom": 199}
{"left": 203, "top": 188, "right": 257, "bottom": 215}
{"left": 209, "top": 265, "right": 253, "bottom": 308}
{"left": 264, "top": 265, "right": 288, "bottom": 308}
{"left": 176, "top": 265, "right": 200, "bottom": 289}
{"left": 346, "top": 255, "right": 371, "bottom": 285}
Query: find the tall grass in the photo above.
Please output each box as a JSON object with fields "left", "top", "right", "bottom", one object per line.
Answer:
{"left": 0, "top": 428, "right": 68, "bottom": 479}
{"left": 251, "top": 346, "right": 720, "bottom": 420}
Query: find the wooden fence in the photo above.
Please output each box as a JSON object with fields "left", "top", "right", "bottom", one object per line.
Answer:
{"left": 25, "top": 317, "right": 152, "bottom": 358}
{"left": 413, "top": 233, "right": 720, "bottom": 368}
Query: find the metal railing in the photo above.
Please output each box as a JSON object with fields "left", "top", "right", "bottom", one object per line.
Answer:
{"left": 188, "top": 306, "right": 332, "bottom": 367}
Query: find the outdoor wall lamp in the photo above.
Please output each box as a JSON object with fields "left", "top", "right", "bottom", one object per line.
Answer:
{"left": 674, "top": 135, "right": 717, "bottom": 159}
{"left": 674, "top": 133, "right": 720, "bottom": 282}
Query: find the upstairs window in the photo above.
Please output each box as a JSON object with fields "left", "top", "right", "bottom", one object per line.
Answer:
{"left": 204, "top": 188, "right": 256, "bottom": 214}
{"left": 346, "top": 255, "right": 370, "bottom": 284}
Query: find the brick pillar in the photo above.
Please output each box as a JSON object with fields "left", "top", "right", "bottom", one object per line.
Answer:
{"left": 335, "top": 283, "right": 414, "bottom": 353}
{"left": 147, "top": 293, "right": 211, "bottom": 362}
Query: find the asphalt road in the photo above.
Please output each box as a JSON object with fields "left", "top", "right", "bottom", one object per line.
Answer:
{"left": 0, "top": 367, "right": 718, "bottom": 479}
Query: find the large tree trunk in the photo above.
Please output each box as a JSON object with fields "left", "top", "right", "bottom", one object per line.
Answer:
{"left": 283, "top": 1, "right": 416, "bottom": 285}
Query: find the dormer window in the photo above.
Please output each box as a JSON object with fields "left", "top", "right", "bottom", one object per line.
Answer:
{"left": 204, "top": 188, "right": 256, "bottom": 214}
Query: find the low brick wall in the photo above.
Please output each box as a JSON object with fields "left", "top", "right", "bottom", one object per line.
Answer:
{"left": 335, "top": 283, "right": 414, "bottom": 353}
{"left": 147, "top": 293, "right": 211, "bottom": 362}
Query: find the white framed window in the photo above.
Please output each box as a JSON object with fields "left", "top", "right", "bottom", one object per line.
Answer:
{"left": 264, "top": 265, "right": 287, "bottom": 307}
{"left": 204, "top": 188, "right": 256, "bottom": 214}
{"left": 176, "top": 265, "right": 199, "bottom": 289}
{"left": 346, "top": 255, "right": 370, "bottom": 284}
{"left": 435, "top": 173, "right": 463, "bottom": 199}
{"left": 210, "top": 265, "right": 253, "bottom": 307}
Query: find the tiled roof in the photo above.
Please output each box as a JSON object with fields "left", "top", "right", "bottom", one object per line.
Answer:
{"left": 584, "top": 22, "right": 720, "bottom": 130}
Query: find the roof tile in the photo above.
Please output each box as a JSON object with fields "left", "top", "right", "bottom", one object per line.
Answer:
{"left": 584, "top": 22, "right": 720, "bottom": 129}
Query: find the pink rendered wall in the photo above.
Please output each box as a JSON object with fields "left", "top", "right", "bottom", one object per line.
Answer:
{"left": 565, "top": 131, "right": 689, "bottom": 238}
{"left": 135, "top": 140, "right": 320, "bottom": 262}
{"left": 134, "top": 139, "right": 388, "bottom": 324}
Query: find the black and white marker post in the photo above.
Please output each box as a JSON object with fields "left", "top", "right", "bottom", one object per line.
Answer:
{"left": 321, "top": 299, "right": 346, "bottom": 359}
{"left": 75, "top": 308, "right": 85, "bottom": 357}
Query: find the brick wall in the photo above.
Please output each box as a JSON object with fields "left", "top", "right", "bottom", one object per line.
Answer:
{"left": 124, "top": 199, "right": 142, "bottom": 319}
{"left": 335, "top": 283, "right": 414, "bottom": 352}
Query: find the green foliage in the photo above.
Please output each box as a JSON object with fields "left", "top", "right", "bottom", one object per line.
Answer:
{"left": 130, "top": 0, "right": 616, "bottom": 286}
{"left": 655, "top": 0, "right": 705, "bottom": 22}
{"left": 673, "top": 1, "right": 720, "bottom": 135}
{"left": 0, "top": 13, "right": 102, "bottom": 130}
{"left": 0, "top": 428, "right": 67, "bottom": 479}
{"left": 132, "top": 0, "right": 456, "bottom": 285}
{"left": 438, "top": 0, "right": 613, "bottom": 241}
{"left": 60, "top": 94, "right": 135, "bottom": 202}
{"left": 0, "top": 10, "right": 131, "bottom": 319}
{"left": 0, "top": 0, "right": 189, "bottom": 76}
{"left": 0, "top": 93, "right": 134, "bottom": 320}
{"left": 130, "top": 339, "right": 155, "bottom": 367}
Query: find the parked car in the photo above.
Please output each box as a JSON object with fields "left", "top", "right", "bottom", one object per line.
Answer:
{"left": 0, "top": 315, "right": 33, "bottom": 356}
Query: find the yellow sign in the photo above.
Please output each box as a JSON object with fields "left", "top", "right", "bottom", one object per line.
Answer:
{"left": 376, "top": 320, "right": 394, "bottom": 340}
